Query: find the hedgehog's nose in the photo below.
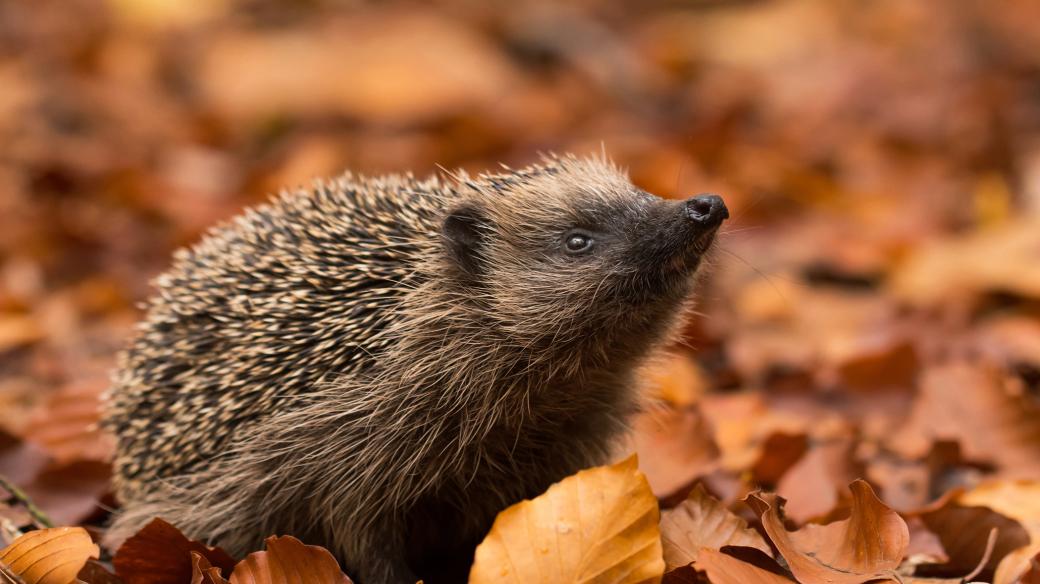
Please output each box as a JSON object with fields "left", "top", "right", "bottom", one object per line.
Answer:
{"left": 684, "top": 194, "right": 729, "bottom": 227}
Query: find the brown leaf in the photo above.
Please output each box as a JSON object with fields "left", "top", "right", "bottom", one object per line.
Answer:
{"left": 0, "top": 527, "right": 99, "bottom": 584}
{"left": 198, "top": 12, "right": 519, "bottom": 125}
{"left": 956, "top": 481, "right": 1040, "bottom": 584}
{"left": 659, "top": 484, "right": 770, "bottom": 571}
{"left": 914, "top": 499, "right": 1027, "bottom": 579}
{"left": 77, "top": 560, "right": 124, "bottom": 584}
{"left": 747, "top": 480, "right": 909, "bottom": 584}
{"left": 632, "top": 404, "right": 719, "bottom": 498}
{"left": 890, "top": 217, "right": 1040, "bottom": 304}
{"left": 469, "top": 455, "right": 664, "bottom": 584}
{"left": 191, "top": 553, "right": 228, "bottom": 584}
{"left": 24, "top": 380, "right": 114, "bottom": 465}
{"left": 775, "top": 437, "right": 855, "bottom": 524}
{"left": 20, "top": 461, "right": 110, "bottom": 526}
{"left": 641, "top": 352, "right": 709, "bottom": 407}
{"left": 0, "top": 315, "right": 43, "bottom": 353}
{"left": 228, "top": 536, "right": 351, "bottom": 584}
{"left": 904, "top": 517, "right": 948, "bottom": 565}
{"left": 890, "top": 362, "right": 1040, "bottom": 477}
{"left": 692, "top": 548, "right": 794, "bottom": 584}
{"left": 750, "top": 432, "right": 808, "bottom": 486}
{"left": 113, "top": 518, "right": 236, "bottom": 584}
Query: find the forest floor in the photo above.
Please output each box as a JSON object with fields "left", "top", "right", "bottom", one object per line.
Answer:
{"left": 2, "top": 0, "right": 1040, "bottom": 582}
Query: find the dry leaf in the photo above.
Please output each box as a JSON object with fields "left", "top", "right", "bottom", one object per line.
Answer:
{"left": 191, "top": 553, "right": 229, "bottom": 584}
{"left": 632, "top": 405, "right": 719, "bottom": 498}
{"left": 747, "top": 480, "right": 909, "bottom": 584}
{"left": 469, "top": 455, "right": 665, "bottom": 584}
{"left": 775, "top": 437, "right": 855, "bottom": 524}
{"left": 24, "top": 379, "right": 111, "bottom": 465}
{"left": 227, "top": 536, "right": 351, "bottom": 584}
{"left": 956, "top": 481, "right": 1040, "bottom": 584}
{"left": 890, "top": 362, "right": 1040, "bottom": 477}
{"left": 19, "top": 461, "right": 110, "bottom": 526}
{"left": 890, "top": 218, "right": 1040, "bottom": 304}
{"left": 199, "top": 12, "right": 518, "bottom": 125}
{"left": 0, "top": 527, "right": 99, "bottom": 584}
{"left": 641, "top": 353, "right": 709, "bottom": 406}
{"left": 914, "top": 502, "right": 1026, "bottom": 579}
{"left": 692, "top": 548, "right": 794, "bottom": 584}
{"left": 659, "top": 484, "right": 770, "bottom": 570}
{"left": 113, "top": 518, "right": 236, "bottom": 584}
{"left": 77, "top": 560, "right": 124, "bottom": 584}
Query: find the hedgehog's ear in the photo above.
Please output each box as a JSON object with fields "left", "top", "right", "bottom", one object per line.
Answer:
{"left": 442, "top": 203, "right": 491, "bottom": 278}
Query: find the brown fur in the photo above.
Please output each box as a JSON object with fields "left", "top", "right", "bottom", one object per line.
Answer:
{"left": 103, "top": 154, "right": 724, "bottom": 583}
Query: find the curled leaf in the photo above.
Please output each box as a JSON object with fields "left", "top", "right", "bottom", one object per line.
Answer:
{"left": 191, "top": 553, "right": 229, "bottom": 584}
{"left": 0, "top": 527, "right": 99, "bottom": 584}
{"left": 747, "top": 480, "right": 908, "bottom": 584}
{"left": 228, "top": 536, "right": 351, "bottom": 584}
{"left": 469, "top": 455, "right": 665, "bottom": 584}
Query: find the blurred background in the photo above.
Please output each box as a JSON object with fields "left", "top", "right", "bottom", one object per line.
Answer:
{"left": 3, "top": 0, "right": 1040, "bottom": 533}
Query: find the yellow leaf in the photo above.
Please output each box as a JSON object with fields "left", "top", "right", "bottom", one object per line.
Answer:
{"left": 0, "top": 527, "right": 99, "bottom": 584}
{"left": 468, "top": 455, "right": 665, "bottom": 584}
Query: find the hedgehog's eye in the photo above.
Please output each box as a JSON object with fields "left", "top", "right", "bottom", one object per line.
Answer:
{"left": 564, "top": 231, "right": 594, "bottom": 255}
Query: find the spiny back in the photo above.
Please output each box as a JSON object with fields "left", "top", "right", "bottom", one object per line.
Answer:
{"left": 106, "top": 172, "right": 453, "bottom": 500}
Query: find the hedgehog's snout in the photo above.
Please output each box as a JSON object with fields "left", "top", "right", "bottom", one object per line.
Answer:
{"left": 684, "top": 194, "right": 729, "bottom": 229}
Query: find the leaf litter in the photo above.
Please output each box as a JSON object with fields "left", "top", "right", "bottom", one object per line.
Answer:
{"left": 3, "top": 0, "right": 1040, "bottom": 582}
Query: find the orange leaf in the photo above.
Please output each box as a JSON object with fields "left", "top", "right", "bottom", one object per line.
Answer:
{"left": 660, "top": 484, "right": 770, "bottom": 570}
{"left": 469, "top": 455, "right": 664, "bottom": 584}
{"left": 747, "top": 480, "right": 909, "bottom": 584}
{"left": 0, "top": 527, "right": 99, "bottom": 584}
{"left": 632, "top": 404, "right": 719, "bottom": 498}
{"left": 228, "top": 536, "right": 352, "bottom": 584}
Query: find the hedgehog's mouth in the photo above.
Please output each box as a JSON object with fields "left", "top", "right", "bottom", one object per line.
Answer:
{"left": 665, "top": 227, "right": 722, "bottom": 275}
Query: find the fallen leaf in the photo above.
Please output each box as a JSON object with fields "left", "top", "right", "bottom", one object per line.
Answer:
{"left": 191, "top": 553, "right": 229, "bottom": 584}
{"left": 890, "top": 362, "right": 1040, "bottom": 477}
{"left": 914, "top": 502, "right": 1025, "bottom": 580}
{"left": 20, "top": 461, "right": 110, "bottom": 526}
{"left": 227, "top": 536, "right": 351, "bottom": 584}
{"left": 957, "top": 481, "right": 1040, "bottom": 584}
{"left": 659, "top": 484, "right": 770, "bottom": 570}
{"left": 775, "top": 436, "right": 856, "bottom": 524}
{"left": 642, "top": 352, "right": 709, "bottom": 406}
{"left": 0, "top": 527, "right": 99, "bottom": 584}
{"left": 199, "top": 11, "right": 519, "bottom": 125}
{"left": 692, "top": 548, "right": 794, "bottom": 584}
{"left": 749, "top": 432, "right": 808, "bottom": 486}
{"left": 890, "top": 217, "right": 1040, "bottom": 304}
{"left": 113, "top": 518, "right": 237, "bottom": 584}
{"left": 469, "top": 455, "right": 665, "bottom": 584}
{"left": 0, "top": 314, "right": 43, "bottom": 354}
{"left": 77, "top": 560, "right": 124, "bottom": 584}
{"left": 747, "top": 480, "right": 909, "bottom": 584}
{"left": 904, "top": 517, "right": 949, "bottom": 565}
{"left": 632, "top": 404, "right": 719, "bottom": 498}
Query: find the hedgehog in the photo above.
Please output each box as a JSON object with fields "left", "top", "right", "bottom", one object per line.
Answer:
{"left": 102, "top": 153, "right": 729, "bottom": 584}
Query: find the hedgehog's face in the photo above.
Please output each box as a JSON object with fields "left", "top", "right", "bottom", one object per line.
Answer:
{"left": 441, "top": 157, "right": 728, "bottom": 356}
